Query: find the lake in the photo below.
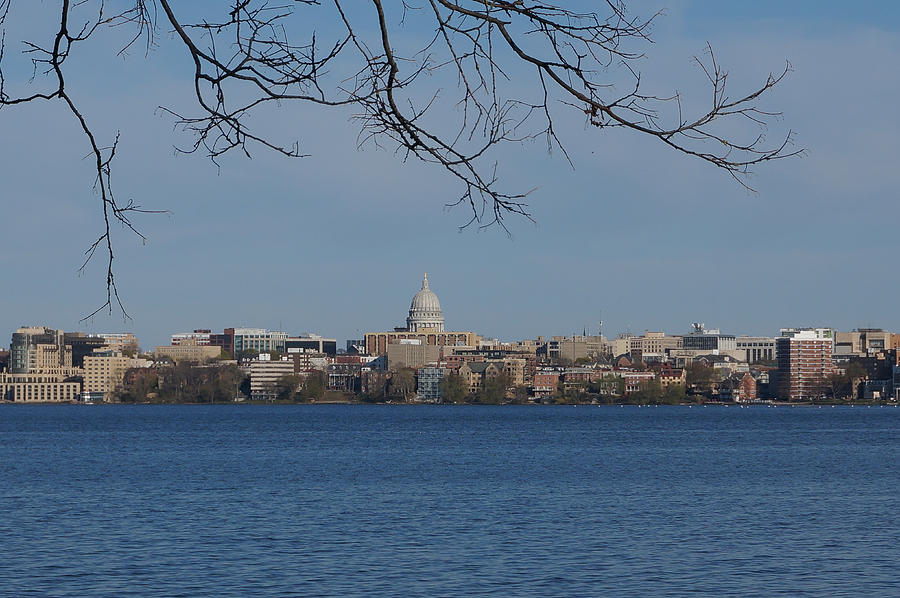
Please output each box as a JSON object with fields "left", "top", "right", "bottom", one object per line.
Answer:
{"left": 1, "top": 404, "right": 897, "bottom": 597}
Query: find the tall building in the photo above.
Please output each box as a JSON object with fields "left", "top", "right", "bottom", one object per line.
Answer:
{"left": 4, "top": 327, "right": 83, "bottom": 402}
{"left": 63, "top": 333, "right": 108, "bottom": 368}
{"left": 10, "top": 326, "right": 70, "bottom": 373}
{"left": 776, "top": 330, "right": 834, "bottom": 401}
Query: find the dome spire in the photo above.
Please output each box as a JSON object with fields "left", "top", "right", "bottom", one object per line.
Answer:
{"left": 422, "top": 272, "right": 429, "bottom": 289}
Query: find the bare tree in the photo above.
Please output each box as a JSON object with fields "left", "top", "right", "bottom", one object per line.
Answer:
{"left": 0, "top": 1, "right": 800, "bottom": 315}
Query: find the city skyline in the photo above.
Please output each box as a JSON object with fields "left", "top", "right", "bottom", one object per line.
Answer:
{"left": 1, "top": 269, "right": 898, "bottom": 350}
{"left": 2, "top": 2, "right": 899, "bottom": 350}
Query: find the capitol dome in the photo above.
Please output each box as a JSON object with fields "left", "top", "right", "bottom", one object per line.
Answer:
{"left": 407, "top": 273, "right": 445, "bottom": 332}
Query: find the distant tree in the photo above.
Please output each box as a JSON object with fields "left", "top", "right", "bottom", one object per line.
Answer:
{"left": 511, "top": 385, "right": 531, "bottom": 404}
{"left": 686, "top": 363, "right": 717, "bottom": 393}
{"left": 476, "top": 373, "right": 511, "bottom": 404}
{"left": 299, "top": 371, "right": 327, "bottom": 401}
{"left": 388, "top": 368, "right": 417, "bottom": 402}
{"left": 116, "top": 368, "right": 158, "bottom": 402}
{"left": 662, "top": 383, "right": 687, "bottom": 404}
{"left": 272, "top": 374, "right": 302, "bottom": 401}
{"left": 589, "top": 374, "right": 625, "bottom": 398}
{"left": 631, "top": 377, "right": 664, "bottom": 404}
{"left": 826, "top": 372, "right": 851, "bottom": 400}
{"left": 439, "top": 373, "right": 467, "bottom": 404}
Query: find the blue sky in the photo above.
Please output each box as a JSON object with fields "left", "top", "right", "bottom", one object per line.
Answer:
{"left": 1, "top": 1, "right": 899, "bottom": 349}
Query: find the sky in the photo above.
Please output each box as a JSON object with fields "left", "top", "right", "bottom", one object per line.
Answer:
{"left": 1, "top": 1, "right": 899, "bottom": 350}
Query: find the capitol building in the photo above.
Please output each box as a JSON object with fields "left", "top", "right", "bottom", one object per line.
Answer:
{"left": 365, "top": 273, "right": 477, "bottom": 356}
{"left": 406, "top": 273, "right": 444, "bottom": 332}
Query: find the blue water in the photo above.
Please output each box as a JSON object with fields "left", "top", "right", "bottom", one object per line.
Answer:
{"left": 1, "top": 405, "right": 898, "bottom": 597}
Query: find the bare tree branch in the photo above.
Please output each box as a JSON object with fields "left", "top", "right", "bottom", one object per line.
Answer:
{"left": 0, "top": 1, "right": 802, "bottom": 313}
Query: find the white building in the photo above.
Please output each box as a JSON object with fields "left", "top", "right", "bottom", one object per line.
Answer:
{"left": 406, "top": 273, "right": 444, "bottom": 332}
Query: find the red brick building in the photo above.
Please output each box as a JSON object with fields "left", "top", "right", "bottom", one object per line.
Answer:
{"left": 776, "top": 332, "right": 834, "bottom": 400}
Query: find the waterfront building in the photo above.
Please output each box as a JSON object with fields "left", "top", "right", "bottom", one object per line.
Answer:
{"left": 4, "top": 327, "right": 83, "bottom": 401}
{"left": 619, "top": 371, "right": 656, "bottom": 395}
{"left": 327, "top": 356, "right": 366, "bottom": 392}
{"left": 249, "top": 359, "right": 296, "bottom": 400}
{"left": 657, "top": 367, "right": 686, "bottom": 390}
{"left": 417, "top": 367, "right": 447, "bottom": 401}
{"left": 458, "top": 361, "right": 501, "bottom": 395}
{"left": 83, "top": 351, "right": 151, "bottom": 401}
{"left": 775, "top": 330, "right": 834, "bottom": 401}
{"left": 533, "top": 371, "right": 560, "bottom": 398}
{"left": 0, "top": 371, "right": 81, "bottom": 402}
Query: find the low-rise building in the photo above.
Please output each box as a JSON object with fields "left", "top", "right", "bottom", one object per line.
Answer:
{"left": 0, "top": 371, "right": 81, "bottom": 402}
{"left": 532, "top": 371, "right": 560, "bottom": 398}
{"left": 249, "top": 359, "right": 296, "bottom": 400}
{"left": 619, "top": 371, "right": 656, "bottom": 395}
{"left": 735, "top": 337, "right": 776, "bottom": 363}
{"left": 458, "top": 361, "right": 501, "bottom": 395}
{"left": 83, "top": 351, "right": 152, "bottom": 401}
{"left": 628, "top": 332, "right": 682, "bottom": 362}
{"left": 154, "top": 340, "right": 222, "bottom": 363}
{"left": 657, "top": 367, "right": 686, "bottom": 389}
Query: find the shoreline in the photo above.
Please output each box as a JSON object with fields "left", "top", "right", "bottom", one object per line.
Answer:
{"left": 2, "top": 400, "right": 898, "bottom": 407}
